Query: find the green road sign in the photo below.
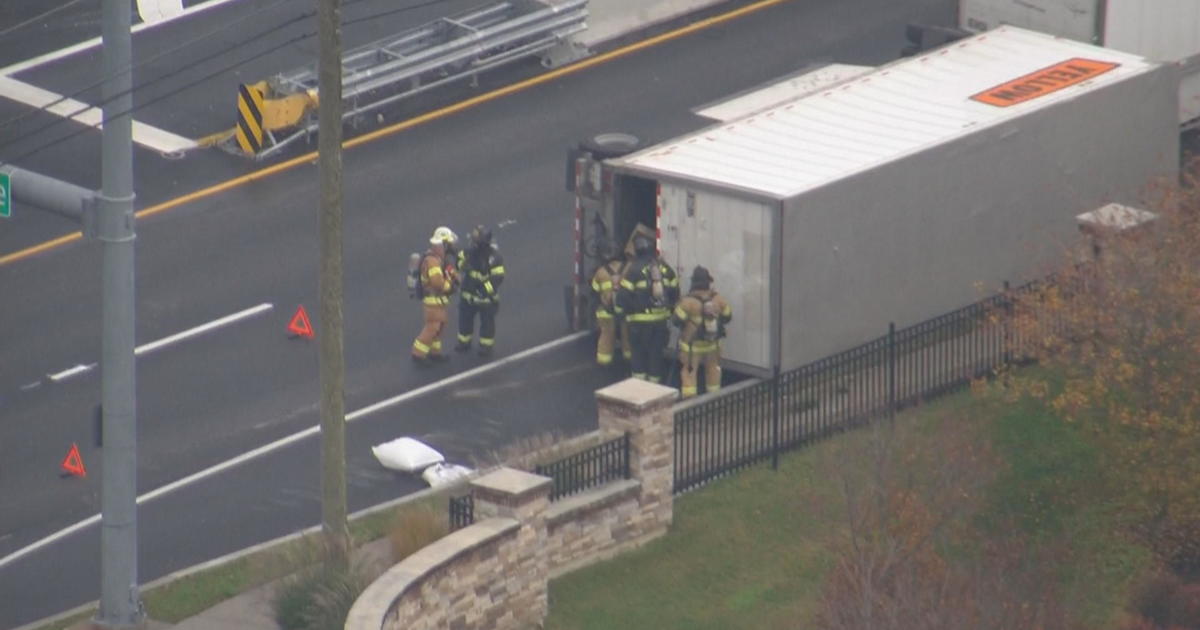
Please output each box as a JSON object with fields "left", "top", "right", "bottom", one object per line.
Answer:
{"left": 0, "top": 171, "right": 9, "bottom": 218}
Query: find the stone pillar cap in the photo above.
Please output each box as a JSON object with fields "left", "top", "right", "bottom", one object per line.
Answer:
{"left": 596, "top": 378, "right": 678, "bottom": 410}
{"left": 471, "top": 467, "right": 552, "bottom": 500}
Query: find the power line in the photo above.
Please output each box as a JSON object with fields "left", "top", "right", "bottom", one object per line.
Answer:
{"left": 0, "top": 30, "right": 315, "bottom": 166}
{"left": 0, "top": 0, "right": 88, "bottom": 39}
{"left": 0, "top": 0, "right": 304, "bottom": 134}
{"left": 1, "top": 0, "right": 436, "bottom": 135}
{"left": 0, "top": 11, "right": 315, "bottom": 153}
{"left": 0, "top": 0, "right": 454, "bottom": 161}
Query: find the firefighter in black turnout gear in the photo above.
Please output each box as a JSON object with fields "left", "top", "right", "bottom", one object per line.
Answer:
{"left": 455, "top": 225, "right": 506, "bottom": 357}
{"left": 616, "top": 235, "right": 679, "bottom": 383}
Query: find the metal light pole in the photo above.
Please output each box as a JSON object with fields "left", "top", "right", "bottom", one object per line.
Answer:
{"left": 318, "top": 0, "right": 350, "bottom": 569}
{"left": 95, "top": 0, "right": 142, "bottom": 625}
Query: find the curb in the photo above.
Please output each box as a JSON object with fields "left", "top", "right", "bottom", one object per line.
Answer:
{"left": 11, "top": 481, "right": 469, "bottom": 630}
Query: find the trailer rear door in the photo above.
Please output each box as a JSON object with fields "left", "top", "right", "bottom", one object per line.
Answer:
{"left": 657, "top": 183, "right": 774, "bottom": 374}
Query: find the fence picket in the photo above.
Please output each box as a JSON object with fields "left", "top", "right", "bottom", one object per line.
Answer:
{"left": 671, "top": 280, "right": 1048, "bottom": 494}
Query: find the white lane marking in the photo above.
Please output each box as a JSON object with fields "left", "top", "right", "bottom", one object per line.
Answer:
{"left": 0, "top": 0, "right": 238, "bottom": 155}
{"left": 0, "top": 0, "right": 244, "bottom": 76}
{"left": 0, "top": 330, "right": 589, "bottom": 571}
{"left": 44, "top": 303, "right": 273, "bottom": 383}
{"left": 47, "top": 364, "right": 96, "bottom": 382}
{"left": 0, "top": 516, "right": 100, "bottom": 573}
{"left": 20, "top": 381, "right": 42, "bottom": 391}
{"left": 135, "top": 302, "right": 273, "bottom": 356}
{"left": 0, "top": 76, "right": 197, "bottom": 155}
{"left": 346, "top": 331, "right": 588, "bottom": 421}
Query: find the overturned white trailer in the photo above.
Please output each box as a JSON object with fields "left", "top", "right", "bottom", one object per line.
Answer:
{"left": 571, "top": 26, "right": 1179, "bottom": 377}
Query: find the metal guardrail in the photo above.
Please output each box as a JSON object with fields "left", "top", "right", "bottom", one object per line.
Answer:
{"left": 238, "top": 0, "right": 588, "bottom": 159}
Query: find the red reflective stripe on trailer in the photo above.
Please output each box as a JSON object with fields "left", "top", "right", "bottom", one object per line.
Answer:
{"left": 655, "top": 182, "right": 662, "bottom": 256}
{"left": 573, "top": 160, "right": 582, "bottom": 283}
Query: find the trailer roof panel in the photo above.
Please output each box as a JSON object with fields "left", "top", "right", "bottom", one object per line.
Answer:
{"left": 611, "top": 26, "right": 1158, "bottom": 199}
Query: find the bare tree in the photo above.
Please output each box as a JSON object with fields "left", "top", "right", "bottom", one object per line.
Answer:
{"left": 816, "top": 408, "right": 1078, "bottom": 630}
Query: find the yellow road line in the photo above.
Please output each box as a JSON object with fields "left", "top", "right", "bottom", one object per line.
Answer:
{"left": 0, "top": 0, "right": 791, "bottom": 268}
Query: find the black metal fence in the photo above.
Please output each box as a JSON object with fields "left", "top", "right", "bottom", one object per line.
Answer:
{"left": 534, "top": 432, "right": 631, "bottom": 501}
{"left": 674, "top": 281, "right": 1043, "bottom": 494}
{"left": 446, "top": 433, "right": 632, "bottom": 528}
{"left": 449, "top": 494, "right": 474, "bottom": 531}
{"left": 445, "top": 279, "right": 1052, "bottom": 518}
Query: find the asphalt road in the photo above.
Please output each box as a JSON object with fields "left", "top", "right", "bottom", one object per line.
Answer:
{"left": 0, "top": 0, "right": 955, "bottom": 625}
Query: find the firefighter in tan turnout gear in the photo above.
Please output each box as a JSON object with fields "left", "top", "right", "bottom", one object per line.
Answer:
{"left": 672, "top": 266, "right": 732, "bottom": 397}
{"left": 591, "top": 244, "right": 633, "bottom": 367}
{"left": 411, "top": 226, "right": 458, "bottom": 366}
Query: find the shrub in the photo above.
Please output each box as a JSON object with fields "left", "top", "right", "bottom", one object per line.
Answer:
{"left": 388, "top": 504, "right": 448, "bottom": 563}
{"left": 274, "top": 566, "right": 324, "bottom": 630}
{"left": 271, "top": 537, "right": 376, "bottom": 630}
{"left": 1007, "top": 183, "right": 1200, "bottom": 568}
{"left": 1130, "top": 571, "right": 1200, "bottom": 630}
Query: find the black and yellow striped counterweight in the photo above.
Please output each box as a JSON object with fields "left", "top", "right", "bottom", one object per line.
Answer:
{"left": 235, "top": 83, "right": 266, "bottom": 156}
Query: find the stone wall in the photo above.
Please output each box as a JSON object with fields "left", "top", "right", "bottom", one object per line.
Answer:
{"left": 346, "top": 379, "right": 677, "bottom": 630}
{"left": 544, "top": 479, "right": 644, "bottom": 576}
{"left": 543, "top": 378, "right": 679, "bottom": 574}
{"left": 347, "top": 518, "right": 520, "bottom": 630}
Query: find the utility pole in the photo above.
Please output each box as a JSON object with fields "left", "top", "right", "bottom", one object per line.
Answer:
{"left": 95, "top": 0, "right": 142, "bottom": 626}
{"left": 317, "top": 0, "right": 350, "bottom": 569}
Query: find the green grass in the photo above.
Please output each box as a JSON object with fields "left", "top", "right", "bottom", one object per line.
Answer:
{"left": 545, "top": 384, "right": 1152, "bottom": 630}
{"left": 145, "top": 556, "right": 264, "bottom": 622}
{"left": 31, "top": 611, "right": 94, "bottom": 630}
{"left": 544, "top": 392, "right": 989, "bottom": 630}
{"left": 544, "top": 440, "right": 843, "bottom": 630}
{"left": 980, "top": 390, "right": 1152, "bottom": 629}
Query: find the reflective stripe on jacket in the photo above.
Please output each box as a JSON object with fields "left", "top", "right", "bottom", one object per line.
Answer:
{"left": 616, "top": 257, "right": 679, "bottom": 323}
{"left": 421, "top": 252, "right": 453, "bottom": 306}
{"left": 591, "top": 258, "right": 628, "bottom": 318}
{"left": 457, "top": 246, "right": 505, "bottom": 305}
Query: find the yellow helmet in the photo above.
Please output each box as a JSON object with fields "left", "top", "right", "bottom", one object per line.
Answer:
{"left": 430, "top": 226, "right": 458, "bottom": 245}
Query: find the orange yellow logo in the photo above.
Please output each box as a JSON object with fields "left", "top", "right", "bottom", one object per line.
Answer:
{"left": 971, "top": 58, "right": 1120, "bottom": 107}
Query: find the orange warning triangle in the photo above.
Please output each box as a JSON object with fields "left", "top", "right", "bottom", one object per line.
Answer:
{"left": 61, "top": 443, "right": 87, "bottom": 478}
{"left": 287, "top": 305, "right": 314, "bottom": 339}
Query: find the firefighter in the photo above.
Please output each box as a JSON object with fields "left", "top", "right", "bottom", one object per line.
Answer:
{"left": 616, "top": 234, "right": 679, "bottom": 383}
{"left": 672, "top": 266, "right": 733, "bottom": 397}
{"left": 455, "top": 225, "right": 506, "bottom": 357}
{"left": 590, "top": 244, "right": 633, "bottom": 367}
{"left": 411, "top": 226, "right": 458, "bottom": 366}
